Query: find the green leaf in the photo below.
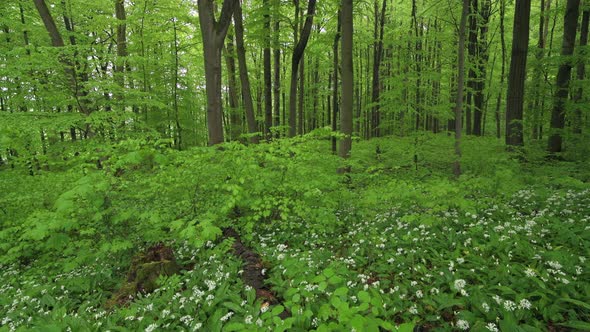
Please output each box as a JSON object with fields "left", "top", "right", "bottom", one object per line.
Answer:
{"left": 271, "top": 305, "right": 285, "bottom": 316}
{"left": 395, "top": 323, "right": 416, "bottom": 332}
{"left": 558, "top": 298, "right": 590, "bottom": 310}
{"left": 559, "top": 321, "right": 590, "bottom": 330}
{"left": 358, "top": 291, "right": 371, "bottom": 303}
{"left": 333, "top": 287, "right": 349, "bottom": 297}
{"left": 223, "top": 323, "right": 245, "bottom": 331}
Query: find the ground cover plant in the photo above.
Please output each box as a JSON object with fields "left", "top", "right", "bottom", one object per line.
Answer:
{"left": 1, "top": 134, "right": 588, "bottom": 331}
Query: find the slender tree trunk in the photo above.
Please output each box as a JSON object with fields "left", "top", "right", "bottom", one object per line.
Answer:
{"left": 33, "top": 0, "right": 88, "bottom": 114}
{"left": 197, "top": 0, "right": 238, "bottom": 145}
{"left": 115, "top": 0, "right": 127, "bottom": 108}
{"left": 298, "top": 55, "right": 305, "bottom": 134}
{"left": 412, "top": 0, "right": 423, "bottom": 132}
{"left": 465, "top": 0, "right": 478, "bottom": 135}
{"left": 573, "top": 8, "right": 589, "bottom": 134}
{"left": 263, "top": 0, "right": 272, "bottom": 139}
{"left": 530, "top": 0, "right": 548, "bottom": 139}
{"left": 454, "top": 0, "right": 469, "bottom": 177}
{"left": 473, "top": 0, "right": 490, "bottom": 136}
{"left": 494, "top": 0, "right": 507, "bottom": 139}
{"left": 234, "top": 2, "right": 259, "bottom": 144}
{"left": 332, "top": 10, "right": 341, "bottom": 154}
{"left": 505, "top": 0, "right": 532, "bottom": 148}
{"left": 548, "top": 0, "right": 580, "bottom": 152}
{"left": 225, "top": 32, "right": 242, "bottom": 140}
{"left": 339, "top": 0, "right": 353, "bottom": 160}
{"left": 172, "top": 19, "right": 182, "bottom": 150}
{"left": 288, "top": 0, "right": 316, "bottom": 137}
{"left": 371, "top": 0, "right": 387, "bottom": 138}
{"left": 273, "top": 13, "right": 281, "bottom": 136}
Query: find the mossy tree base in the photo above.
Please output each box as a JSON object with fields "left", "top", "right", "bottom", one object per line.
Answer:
{"left": 106, "top": 244, "right": 181, "bottom": 309}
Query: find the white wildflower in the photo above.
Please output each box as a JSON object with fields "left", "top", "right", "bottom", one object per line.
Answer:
{"left": 454, "top": 279, "right": 466, "bottom": 291}
{"left": 486, "top": 322, "right": 499, "bottom": 332}
{"left": 456, "top": 319, "right": 469, "bottom": 330}
{"left": 503, "top": 300, "right": 516, "bottom": 311}
{"left": 518, "top": 299, "right": 531, "bottom": 310}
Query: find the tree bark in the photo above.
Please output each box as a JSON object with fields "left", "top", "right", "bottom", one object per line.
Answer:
{"left": 288, "top": 0, "right": 317, "bottom": 137}
{"left": 548, "top": 0, "right": 580, "bottom": 152}
{"left": 371, "top": 0, "right": 387, "bottom": 138}
{"left": 339, "top": 0, "right": 353, "bottom": 160}
{"left": 197, "top": 0, "right": 238, "bottom": 145}
{"left": 233, "top": 1, "right": 259, "bottom": 144}
{"left": 263, "top": 0, "right": 272, "bottom": 139}
{"left": 332, "top": 10, "right": 341, "bottom": 154}
{"left": 225, "top": 32, "right": 242, "bottom": 141}
{"left": 33, "top": 0, "right": 88, "bottom": 114}
{"left": 573, "top": 8, "right": 589, "bottom": 134}
{"left": 505, "top": 0, "right": 532, "bottom": 148}
{"left": 115, "top": 0, "right": 127, "bottom": 107}
{"left": 473, "top": 0, "right": 491, "bottom": 136}
{"left": 494, "top": 0, "right": 507, "bottom": 139}
{"left": 454, "top": 0, "right": 469, "bottom": 177}
{"left": 273, "top": 12, "right": 281, "bottom": 136}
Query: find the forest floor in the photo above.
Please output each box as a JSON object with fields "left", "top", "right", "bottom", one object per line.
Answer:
{"left": 0, "top": 133, "right": 589, "bottom": 331}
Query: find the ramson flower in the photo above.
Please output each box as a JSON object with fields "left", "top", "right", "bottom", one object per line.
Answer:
{"left": 456, "top": 319, "right": 470, "bottom": 330}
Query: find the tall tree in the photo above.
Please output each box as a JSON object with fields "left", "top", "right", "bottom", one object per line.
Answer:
{"left": 472, "top": 0, "right": 491, "bottom": 136}
{"left": 197, "top": 0, "right": 238, "bottom": 145}
{"left": 505, "top": 0, "right": 532, "bottom": 148}
{"left": 548, "top": 0, "right": 581, "bottom": 152}
{"left": 494, "top": 0, "right": 508, "bottom": 139}
{"left": 233, "top": 1, "right": 259, "bottom": 144}
{"left": 288, "top": 0, "right": 317, "bottom": 137}
{"left": 273, "top": 4, "right": 281, "bottom": 136}
{"left": 573, "top": 7, "right": 589, "bottom": 134}
{"left": 33, "top": 0, "right": 89, "bottom": 114}
{"left": 114, "top": 0, "right": 127, "bottom": 106}
{"left": 332, "top": 10, "right": 341, "bottom": 154}
{"left": 263, "top": 0, "right": 272, "bottom": 139}
{"left": 339, "top": 0, "right": 353, "bottom": 159}
{"left": 371, "top": 0, "right": 387, "bottom": 138}
{"left": 453, "top": 0, "right": 470, "bottom": 177}
{"left": 224, "top": 31, "right": 242, "bottom": 141}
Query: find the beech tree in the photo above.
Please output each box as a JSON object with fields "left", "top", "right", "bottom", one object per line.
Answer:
{"left": 197, "top": 0, "right": 238, "bottom": 145}
{"left": 505, "top": 0, "right": 531, "bottom": 148}
{"left": 339, "top": 0, "right": 353, "bottom": 159}
{"left": 288, "top": 0, "right": 316, "bottom": 137}
{"left": 548, "top": 0, "right": 581, "bottom": 153}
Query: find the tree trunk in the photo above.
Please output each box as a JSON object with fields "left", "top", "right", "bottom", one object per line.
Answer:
{"left": 494, "top": 0, "right": 507, "bottom": 139}
{"left": 288, "top": 0, "right": 317, "bottom": 137}
{"left": 273, "top": 15, "right": 281, "bottom": 136}
{"left": 454, "top": 0, "right": 469, "bottom": 178}
{"left": 505, "top": 0, "right": 532, "bottom": 148}
{"left": 172, "top": 19, "right": 182, "bottom": 150}
{"left": 572, "top": 8, "right": 589, "bottom": 134}
{"left": 115, "top": 0, "right": 127, "bottom": 107}
{"left": 263, "top": 0, "right": 272, "bottom": 139}
{"left": 548, "top": 0, "right": 580, "bottom": 152}
{"left": 339, "top": 0, "right": 353, "bottom": 160}
{"left": 473, "top": 0, "right": 491, "bottom": 136}
{"left": 225, "top": 32, "right": 242, "bottom": 141}
{"left": 197, "top": 0, "right": 238, "bottom": 145}
{"left": 332, "top": 10, "right": 341, "bottom": 154}
{"left": 33, "top": 0, "right": 88, "bottom": 114}
{"left": 371, "top": 0, "right": 387, "bottom": 138}
{"left": 234, "top": 2, "right": 259, "bottom": 144}
{"left": 530, "top": 0, "right": 551, "bottom": 139}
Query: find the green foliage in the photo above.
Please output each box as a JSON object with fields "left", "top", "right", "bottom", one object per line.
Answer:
{"left": 1, "top": 135, "right": 589, "bottom": 331}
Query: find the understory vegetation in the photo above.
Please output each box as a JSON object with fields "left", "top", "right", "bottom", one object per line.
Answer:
{"left": 1, "top": 134, "right": 589, "bottom": 331}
